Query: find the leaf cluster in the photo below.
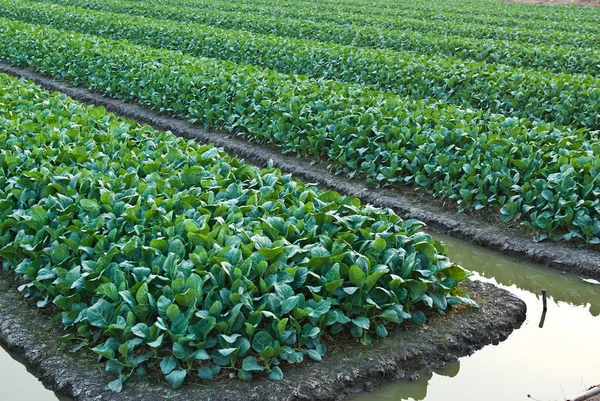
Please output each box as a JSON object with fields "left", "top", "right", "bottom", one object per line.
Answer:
{"left": 0, "top": 74, "right": 473, "bottom": 390}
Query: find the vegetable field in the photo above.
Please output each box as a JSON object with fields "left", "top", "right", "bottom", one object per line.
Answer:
{"left": 0, "top": 0, "right": 598, "bottom": 244}
{"left": 0, "top": 0, "right": 598, "bottom": 395}
{"left": 0, "top": 74, "right": 473, "bottom": 389}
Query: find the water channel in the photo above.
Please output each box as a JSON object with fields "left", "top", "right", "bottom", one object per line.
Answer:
{"left": 0, "top": 232, "right": 598, "bottom": 400}
{"left": 352, "top": 232, "right": 600, "bottom": 401}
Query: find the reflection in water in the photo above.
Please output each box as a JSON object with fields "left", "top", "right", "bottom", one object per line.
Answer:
{"left": 438, "top": 232, "right": 600, "bottom": 317}
{"left": 351, "top": 232, "right": 600, "bottom": 401}
{"left": 390, "top": 363, "right": 461, "bottom": 401}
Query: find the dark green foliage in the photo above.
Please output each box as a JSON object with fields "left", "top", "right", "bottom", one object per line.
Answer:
{"left": 0, "top": 74, "right": 472, "bottom": 390}
{"left": 0, "top": 18, "right": 598, "bottom": 243}
{"left": 2, "top": 0, "right": 598, "bottom": 129}
{"left": 32, "top": 0, "right": 600, "bottom": 76}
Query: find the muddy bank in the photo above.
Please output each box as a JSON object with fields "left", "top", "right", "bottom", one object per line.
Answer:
{"left": 0, "top": 273, "right": 526, "bottom": 401}
{"left": 0, "top": 63, "right": 598, "bottom": 280}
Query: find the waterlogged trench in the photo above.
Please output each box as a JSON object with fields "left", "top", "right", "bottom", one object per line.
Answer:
{"left": 0, "top": 233, "right": 598, "bottom": 401}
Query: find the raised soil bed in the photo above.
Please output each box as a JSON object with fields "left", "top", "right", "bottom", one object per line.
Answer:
{"left": 0, "top": 276, "right": 526, "bottom": 401}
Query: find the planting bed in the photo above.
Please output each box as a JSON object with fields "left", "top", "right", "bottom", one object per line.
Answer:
{"left": 0, "top": 275, "right": 525, "bottom": 401}
{"left": 0, "top": 73, "right": 486, "bottom": 394}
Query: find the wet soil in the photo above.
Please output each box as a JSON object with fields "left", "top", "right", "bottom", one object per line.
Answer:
{"left": 1, "top": 63, "right": 598, "bottom": 281}
{"left": 0, "top": 273, "right": 526, "bottom": 401}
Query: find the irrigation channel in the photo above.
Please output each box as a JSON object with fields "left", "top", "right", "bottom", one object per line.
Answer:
{"left": 0, "top": 233, "right": 598, "bottom": 401}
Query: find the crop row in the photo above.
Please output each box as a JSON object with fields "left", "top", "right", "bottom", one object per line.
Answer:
{"left": 33, "top": 0, "right": 600, "bottom": 76}
{"left": 5, "top": 0, "right": 599, "bottom": 130}
{"left": 267, "top": 0, "right": 600, "bottom": 24}
{"left": 138, "top": 0, "right": 600, "bottom": 48}
{"left": 0, "top": 72, "right": 474, "bottom": 389}
{"left": 1, "top": 18, "right": 599, "bottom": 244}
{"left": 172, "top": 0, "right": 600, "bottom": 32}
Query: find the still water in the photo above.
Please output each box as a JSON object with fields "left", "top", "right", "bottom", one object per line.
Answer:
{"left": 0, "top": 346, "right": 66, "bottom": 400}
{"left": 0, "top": 233, "right": 598, "bottom": 401}
{"left": 352, "top": 232, "right": 600, "bottom": 401}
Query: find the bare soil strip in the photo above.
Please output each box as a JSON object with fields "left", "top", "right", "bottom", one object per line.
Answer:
{"left": 0, "top": 63, "right": 598, "bottom": 281}
{"left": 0, "top": 275, "right": 526, "bottom": 401}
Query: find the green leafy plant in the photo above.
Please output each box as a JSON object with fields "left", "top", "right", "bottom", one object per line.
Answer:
{"left": 0, "top": 17, "right": 598, "bottom": 244}
{"left": 32, "top": 0, "right": 600, "bottom": 76}
{"left": 2, "top": 0, "right": 598, "bottom": 129}
{"left": 145, "top": 0, "right": 600, "bottom": 42}
{"left": 0, "top": 74, "right": 473, "bottom": 391}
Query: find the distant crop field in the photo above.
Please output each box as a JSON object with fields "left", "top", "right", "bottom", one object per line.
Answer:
{"left": 503, "top": 0, "right": 600, "bottom": 7}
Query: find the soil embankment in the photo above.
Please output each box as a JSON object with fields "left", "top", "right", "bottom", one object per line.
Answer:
{"left": 0, "top": 275, "right": 526, "bottom": 401}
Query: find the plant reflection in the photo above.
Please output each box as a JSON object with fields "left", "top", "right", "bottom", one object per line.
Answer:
{"left": 437, "top": 233, "right": 600, "bottom": 316}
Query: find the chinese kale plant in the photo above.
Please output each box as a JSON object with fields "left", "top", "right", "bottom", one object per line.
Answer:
{"left": 0, "top": 75, "right": 473, "bottom": 391}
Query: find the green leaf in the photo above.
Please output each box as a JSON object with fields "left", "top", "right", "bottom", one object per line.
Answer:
{"left": 352, "top": 317, "right": 370, "bottom": 330}
{"left": 81, "top": 199, "right": 100, "bottom": 215}
{"left": 166, "top": 304, "right": 181, "bottom": 321}
{"left": 165, "top": 369, "right": 187, "bottom": 388}
{"left": 218, "top": 348, "right": 237, "bottom": 356}
{"left": 131, "top": 323, "right": 149, "bottom": 338}
{"left": 135, "top": 283, "right": 148, "bottom": 305}
{"left": 268, "top": 366, "right": 284, "bottom": 381}
{"left": 51, "top": 244, "right": 70, "bottom": 264}
{"left": 348, "top": 265, "right": 366, "bottom": 287}
{"left": 182, "top": 165, "right": 203, "bottom": 186}
{"left": 147, "top": 334, "right": 164, "bottom": 348}
{"left": 92, "top": 345, "right": 114, "bottom": 360}
{"left": 306, "top": 349, "right": 322, "bottom": 361}
{"left": 372, "top": 238, "right": 387, "bottom": 253}
{"left": 209, "top": 300, "right": 223, "bottom": 316}
{"left": 107, "top": 378, "right": 123, "bottom": 393}
{"left": 87, "top": 299, "right": 115, "bottom": 328}
{"left": 375, "top": 324, "right": 388, "bottom": 338}
{"left": 365, "top": 270, "right": 386, "bottom": 291}
{"left": 280, "top": 296, "right": 299, "bottom": 315}
{"left": 444, "top": 265, "right": 470, "bottom": 281}
{"left": 169, "top": 239, "right": 186, "bottom": 258}
{"left": 30, "top": 206, "right": 48, "bottom": 224}
{"left": 377, "top": 309, "right": 400, "bottom": 323}
{"left": 160, "top": 356, "right": 177, "bottom": 375}
{"left": 198, "top": 366, "right": 214, "bottom": 381}
{"left": 252, "top": 331, "right": 273, "bottom": 353}
{"left": 411, "top": 311, "right": 427, "bottom": 327}
{"left": 193, "top": 349, "right": 210, "bottom": 361}
{"left": 220, "top": 334, "right": 241, "bottom": 344}
{"left": 242, "top": 356, "right": 265, "bottom": 372}
{"left": 175, "top": 288, "right": 196, "bottom": 308}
